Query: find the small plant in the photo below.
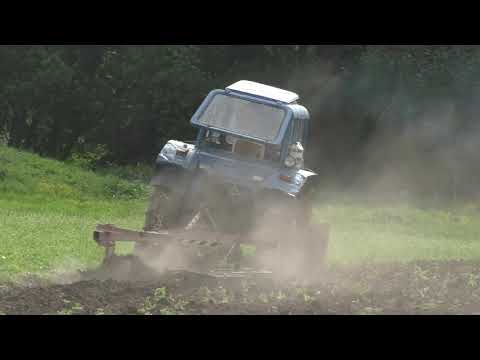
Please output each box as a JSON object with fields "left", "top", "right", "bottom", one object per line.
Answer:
{"left": 413, "top": 266, "right": 431, "bottom": 282}
{"left": 240, "top": 280, "right": 251, "bottom": 293}
{"left": 198, "top": 286, "right": 233, "bottom": 306}
{"left": 137, "top": 308, "right": 151, "bottom": 315}
{"left": 417, "top": 302, "right": 439, "bottom": 311}
{"left": 467, "top": 273, "right": 480, "bottom": 288}
{"left": 154, "top": 287, "right": 168, "bottom": 300}
{"left": 199, "top": 286, "right": 215, "bottom": 304}
{"left": 302, "top": 293, "right": 315, "bottom": 304}
{"left": 57, "top": 309, "right": 74, "bottom": 315}
{"left": 275, "top": 291, "right": 287, "bottom": 301}
{"left": 158, "top": 308, "right": 177, "bottom": 316}
{"left": 358, "top": 307, "right": 383, "bottom": 315}
{"left": 0, "top": 128, "right": 9, "bottom": 146}
{"left": 72, "top": 303, "right": 84, "bottom": 312}
{"left": 138, "top": 287, "right": 168, "bottom": 315}
{"left": 138, "top": 287, "right": 186, "bottom": 315}
{"left": 350, "top": 282, "right": 371, "bottom": 297}
{"left": 95, "top": 308, "right": 106, "bottom": 315}
{"left": 215, "top": 287, "right": 233, "bottom": 304}
{"left": 258, "top": 293, "right": 269, "bottom": 304}
{"left": 161, "top": 298, "right": 189, "bottom": 315}
{"left": 240, "top": 244, "right": 256, "bottom": 258}
{"left": 417, "top": 287, "right": 431, "bottom": 299}
{"left": 57, "top": 302, "right": 84, "bottom": 315}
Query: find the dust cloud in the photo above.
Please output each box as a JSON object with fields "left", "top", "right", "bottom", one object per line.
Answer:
{"left": 282, "top": 57, "right": 480, "bottom": 206}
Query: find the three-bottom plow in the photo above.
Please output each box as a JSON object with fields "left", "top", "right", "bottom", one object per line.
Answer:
{"left": 93, "top": 207, "right": 330, "bottom": 280}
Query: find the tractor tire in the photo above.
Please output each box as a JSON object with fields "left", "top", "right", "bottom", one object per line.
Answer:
{"left": 296, "top": 186, "right": 329, "bottom": 281}
{"left": 134, "top": 185, "right": 185, "bottom": 259}
{"left": 254, "top": 192, "right": 328, "bottom": 281}
{"left": 143, "top": 185, "right": 185, "bottom": 231}
{"left": 136, "top": 183, "right": 227, "bottom": 272}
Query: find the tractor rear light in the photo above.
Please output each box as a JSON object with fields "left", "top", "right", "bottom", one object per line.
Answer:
{"left": 279, "top": 175, "right": 293, "bottom": 184}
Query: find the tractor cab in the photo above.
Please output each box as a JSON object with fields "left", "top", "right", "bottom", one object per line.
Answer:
{"left": 154, "top": 81, "right": 317, "bottom": 199}
{"left": 191, "top": 81, "right": 310, "bottom": 171}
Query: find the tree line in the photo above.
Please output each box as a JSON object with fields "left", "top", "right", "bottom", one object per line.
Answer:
{"left": 1, "top": 45, "right": 480, "bottom": 200}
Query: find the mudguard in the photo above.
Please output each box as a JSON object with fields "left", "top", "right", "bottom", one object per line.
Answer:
{"left": 264, "top": 168, "right": 320, "bottom": 200}
{"left": 150, "top": 139, "right": 199, "bottom": 189}
{"left": 297, "top": 171, "right": 321, "bottom": 199}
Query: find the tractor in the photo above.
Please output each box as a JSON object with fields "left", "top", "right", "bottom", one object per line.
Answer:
{"left": 94, "top": 81, "right": 329, "bottom": 281}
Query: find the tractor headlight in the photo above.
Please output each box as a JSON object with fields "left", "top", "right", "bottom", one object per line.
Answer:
{"left": 284, "top": 155, "right": 296, "bottom": 168}
{"left": 294, "top": 174, "right": 305, "bottom": 185}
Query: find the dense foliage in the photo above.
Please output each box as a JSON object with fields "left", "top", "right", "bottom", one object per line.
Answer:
{"left": 1, "top": 45, "right": 480, "bottom": 200}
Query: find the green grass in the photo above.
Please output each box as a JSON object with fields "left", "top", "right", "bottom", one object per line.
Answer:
{"left": 0, "top": 145, "right": 146, "bottom": 200}
{"left": 0, "top": 145, "right": 148, "bottom": 280}
{"left": 316, "top": 203, "right": 480, "bottom": 264}
{"left": 0, "top": 196, "right": 145, "bottom": 279}
{"left": 2, "top": 144, "right": 480, "bottom": 280}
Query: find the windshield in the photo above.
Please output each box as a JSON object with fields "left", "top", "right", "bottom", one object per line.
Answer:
{"left": 197, "top": 94, "right": 286, "bottom": 142}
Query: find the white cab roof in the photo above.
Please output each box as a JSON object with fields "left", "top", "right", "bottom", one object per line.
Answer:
{"left": 226, "top": 80, "right": 299, "bottom": 104}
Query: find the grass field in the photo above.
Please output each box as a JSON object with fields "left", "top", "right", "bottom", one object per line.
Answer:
{"left": 317, "top": 203, "right": 480, "bottom": 264}
{"left": 0, "top": 145, "right": 147, "bottom": 280}
{"left": 2, "top": 144, "right": 480, "bottom": 281}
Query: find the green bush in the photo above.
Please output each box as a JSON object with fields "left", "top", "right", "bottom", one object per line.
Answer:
{"left": 103, "top": 176, "right": 147, "bottom": 200}
{"left": 97, "top": 163, "right": 154, "bottom": 183}
{"left": 68, "top": 144, "right": 110, "bottom": 171}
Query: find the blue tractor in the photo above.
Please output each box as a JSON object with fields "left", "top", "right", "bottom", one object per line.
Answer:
{"left": 94, "top": 81, "right": 329, "bottom": 280}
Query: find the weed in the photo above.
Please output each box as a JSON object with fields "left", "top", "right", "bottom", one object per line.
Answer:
{"left": 57, "top": 309, "right": 74, "bottom": 315}
{"left": 199, "top": 287, "right": 215, "bottom": 304}
{"left": 358, "top": 307, "right": 384, "bottom": 315}
{"left": 467, "top": 273, "right": 480, "bottom": 288}
{"left": 417, "top": 302, "right": 439, "bottom": 311}
{"left": 138, "top": 287, "right": 186, "bottom": 315}
{"left": 95, "top": 308, "right": 105, "bottom": 315}
{"left": 275, "top": 291, "right": 287, "bottom": 301}
{"left": 258, "top": 293, "right": 269, "bottom": 304}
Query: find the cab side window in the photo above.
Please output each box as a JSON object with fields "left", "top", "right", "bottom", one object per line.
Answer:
{"left": 265, "top": 144, "right": 281, "bottom": 161}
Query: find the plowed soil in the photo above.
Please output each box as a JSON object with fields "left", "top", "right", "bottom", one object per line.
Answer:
{"left": 2, "top": 258, "right": 480, "bottom": 315}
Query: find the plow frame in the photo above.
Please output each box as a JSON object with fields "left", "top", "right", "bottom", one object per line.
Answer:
{"left": 93, "top": 222, "right": 330, "bottom": 271}
{"left": 93, "top": 224, "right": 243, "bottom": 265}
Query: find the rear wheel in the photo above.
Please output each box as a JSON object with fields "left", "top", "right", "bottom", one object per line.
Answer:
{"left": 254, "top": 191, "right": 328, "bottom": 281}
{"left": 134, "top": 185, "right": 185, "bottom": 259}
{"left": 296, "top": 187, "right": 329, "bottom": 280}
{"left": 136, "top": 182, "right": 232, "bottom": 273}
{"left": 144, "top": 185, "right": 185, "bottom": 232}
